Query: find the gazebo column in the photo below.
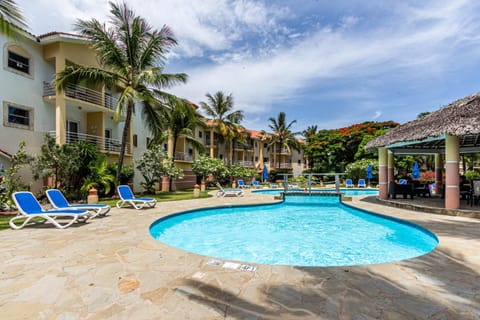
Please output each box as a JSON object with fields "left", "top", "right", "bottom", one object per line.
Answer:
{"left": 435, "top": 153, "right": 443, "bottom": 195}
{"left": 387, "top": 150, "right": 395, "bottom": 185}
{"left": 445, "top": 135, "right": 460, "bottom": 209}
{"left": 378, "top": 147, "right": 388, "bottom": 199}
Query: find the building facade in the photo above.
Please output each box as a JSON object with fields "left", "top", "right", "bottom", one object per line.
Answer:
{"left": 1, "top": 29, "right": 305, "bottom": 193}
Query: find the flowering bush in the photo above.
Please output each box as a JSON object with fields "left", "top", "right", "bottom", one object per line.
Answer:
{"left": 420, "top": 171, "right": 435, "bottom": 183}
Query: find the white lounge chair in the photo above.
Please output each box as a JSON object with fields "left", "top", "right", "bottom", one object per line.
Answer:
{"left": 46, "top": 189, "right": 111, "bottom": 218}
{"left": 10, "top": 191, "right": 90, "bottom": 229}
{"left": 116, "top": 185, "right": 157, "bottom": 209}
{"left": 216, "top": 183, "right": 244, "bottom": 197}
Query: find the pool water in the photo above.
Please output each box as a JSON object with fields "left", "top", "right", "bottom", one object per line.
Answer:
{"left": 150, "top": 196, "right": 438, "bottom": 267}
{"left": 252, "top": 188, "right": 379, "bottom": 196}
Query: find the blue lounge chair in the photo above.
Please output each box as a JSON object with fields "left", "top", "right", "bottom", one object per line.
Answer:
{"left": 216, "top": 183, "right": 244, "bottom": 197}
{"left": 399, "top": 179, "right": 407, "bottom": 185}
{"left": 345, "top": 179, "right": 354, "bottom": 188}
{"left": 237, "top": 179, "right": 250, "bottom": 188}
{"left": 116, "top": 185, "right": 157, "bottom": 209}
{"left": 252, "top": 180, "right": 262, "bottom": 188}
{"left": 10, "top": 191, "right": 90, "bottom": 229}
{"left": 357, "top": 179, "right": 366, "bottom": 188}
{"left": 46, "top": 189, "right": 111, "bottom": 218}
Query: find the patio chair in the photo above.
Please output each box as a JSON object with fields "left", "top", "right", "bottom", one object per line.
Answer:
{"left": 216, "top": 182, "right": 244, "bottom": 197}
{"left": 357, "top": 179, "right": 366, "bottom": 188}
{"left": 46, "top": 189, "right": 111, "bottom": 219}
{"left": 10, "top": 191, "right": 90, "bottom": 229}
{"left": 116, "top": 185, "right": 157, "bottom": 210}
{"left": 237, "top": 179, "right": 250, "bottom": 188}
{"left": 345, "top": 179, "right": 354, "bottom": 188}
{"left": 252, "top": 180, "right": 262, "bottom": 188}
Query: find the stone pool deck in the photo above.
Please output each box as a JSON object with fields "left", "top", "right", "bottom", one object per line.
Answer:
{"left": 0, "top": 192, "right": 479, "bottom": 319}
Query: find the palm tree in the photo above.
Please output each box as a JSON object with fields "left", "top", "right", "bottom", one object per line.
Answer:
{"left": 153, "top": 96, "right": 205, "bottom": 191}
{"left": 200, "top": 91, "right": 244, "bottom": 165}
{"left": 56, "top": 2, "right": 187, "bottom": 183}
{"left": 302, "top": 125, "right": 318, "bottom": 169}
{"left": 0, "top": 0, "right": 27, "bottom": 35}
{"left": 268, "top": 112, "right": 300, "bottom": 169}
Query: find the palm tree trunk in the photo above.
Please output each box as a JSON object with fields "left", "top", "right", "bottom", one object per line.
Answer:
{"left": 116, "top": 102, "right": 133, "bottom": 184}
{"left": 169, "top": 136, "right": 178, "bottom": 192}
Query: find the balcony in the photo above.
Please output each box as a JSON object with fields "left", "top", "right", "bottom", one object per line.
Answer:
{"left": 43, "top": 81, "right": 119, "bottom": 112}
{"left": 274, "top": 162, "right": 293, "bottom": 169}
{"left": 234, "top": 143, "right": 254, "bottom": 151}
{"left": 48, "top": 131, "right": 131, "bottom": 155}
{"left": 279, "top": 148, "right": 291, "bottom": 155}
{"left": 174, "top": 152, "right": 193, "bottom": 162}
{"left": 234, "top": 160, "right": 254, "bottom": 167}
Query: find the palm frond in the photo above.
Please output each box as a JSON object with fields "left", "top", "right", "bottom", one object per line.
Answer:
{"left": 55, "top": 65, "right": 118, "bottom": 91}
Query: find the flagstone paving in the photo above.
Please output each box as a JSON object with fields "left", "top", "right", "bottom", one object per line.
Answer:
{"left": 0, "top": 191, "right": 479, "bottom": 319}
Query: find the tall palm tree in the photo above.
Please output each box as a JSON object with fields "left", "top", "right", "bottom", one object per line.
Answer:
{"left": 153, "top": 96, "right": 205, "bottom": 191}
{"left": 0, "top": 0, "right": 27, "bottom": 35}
{"left": 302, "top": 125, "right": 318, "bottom": 169}
{"left": 200, "top": 91, "right": 244, "bottom": 165}
{"left": 268, "top": 112, "right": 300, "bottom": 169}
{"left": 56, "top": 2, "right": 187, "bottom": 183}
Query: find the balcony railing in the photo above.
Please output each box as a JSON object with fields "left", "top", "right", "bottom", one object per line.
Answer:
{"left": 234, "top": 143, "right": 254, "bottom": 151}
{"left": 174, "top": 152, "right": 193, "bottom": 162}
{"left": 275, "top": 162, "right": 292, "bottom": 169}
{"left": 279, "top": 148, "right": 291, "bottom": 154}
{"left": 234, "top": 160, "right": 254, "bottom": 167}
{"left": 48, "top": 131, "right": 131, "bottom": 154}
{"left": 43, "top": 81, "right": 119, "bottom": 111}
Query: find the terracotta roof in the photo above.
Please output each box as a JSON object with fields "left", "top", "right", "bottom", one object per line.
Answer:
{"left": 366, "top": 92, "right": 480, "bottom": 149}
{"left": 0, "top": 148, "right": 12, "bottom": 159}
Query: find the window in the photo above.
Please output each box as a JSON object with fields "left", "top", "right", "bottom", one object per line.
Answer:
{"left": 3, "top": 102, "right": 33, "bottom": 130}
{"left": 146, "top": 137, "right": 151, "bottom": 146}
{"left": 198, "top": 131, "right": 203, "bottom": 138}
{"left": 298, "top": 160, "right": 301, "bottom": 165}
{"left": 188, "top": 148, "right": 193, "bottom": 155}
{"left": 8, "top": 50, "right": 29, "bottom": 74}
{"left": 8, "top": 106, "right": 29, "bottom": 125}
{"left": 264, "top": 143, "right": 267, "bottom": 148}
{"left": 133, "top": 134, "right": 138, "bottom": 147}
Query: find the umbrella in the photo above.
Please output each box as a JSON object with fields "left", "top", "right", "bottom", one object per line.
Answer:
{"left": 366, "top": 165, "right": 373, "bottom": 179}
{"left": 412, "top": 162, "right": 421, "bottom": 179}
{"left": 366, "top": 165, "right": 373, "bottom": 187}
{"left": 262, "top": 165, "right": 269, "bottom": 182}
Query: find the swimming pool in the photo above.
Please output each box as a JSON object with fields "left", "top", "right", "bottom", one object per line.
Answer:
{"left": 150, "top": 196, "right": 438, "bottom": 267}
{"left": 252, "top": 188, "right": 379, "bottom": 196}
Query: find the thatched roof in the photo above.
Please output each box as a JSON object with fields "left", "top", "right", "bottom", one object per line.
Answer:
{"left": 366, "top": 92, "right": 480, "bottom": 150}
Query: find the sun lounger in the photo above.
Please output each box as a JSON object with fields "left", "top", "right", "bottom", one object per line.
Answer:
{"left": 46, "top": 189, "right": 111, "bottom": 218}
{"left": 237, "top": 179, "right": 250, "bottom": 188}
{"left": 10, "top": 191, "right": 90, "bottom": 229}
{"left": 216, "top": 183, "right": 244, "bottom": 197}
{"left": 116, "top": 185, "right": 157, "bottom": 209}
{"left": 345, "top": 179, "right": 354, "bottom": 188}
{"left": 252, "top": 181, "right": 262, "bottom": 188}
{"left": 357, "top": 179, "right": 366, "bottom": 188}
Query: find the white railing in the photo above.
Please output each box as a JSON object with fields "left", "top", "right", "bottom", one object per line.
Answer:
{"left": 43, "top": 81, "right": 119, "bottom": 112}
{"left": 174, "top": 152, "right": 193, "bottom": 162}
{"left": 279, "top": 148, "right": 291, "bottom": 154}
{"left": 275, "top": 162, "right": 292, "bottom": 169}
{"left": 48, "top": 131, "right": 131, "bottom": 154}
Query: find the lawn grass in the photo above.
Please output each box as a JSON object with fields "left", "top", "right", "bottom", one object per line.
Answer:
{"left": 0, "top": 188, "right": 213, "bottom": 231}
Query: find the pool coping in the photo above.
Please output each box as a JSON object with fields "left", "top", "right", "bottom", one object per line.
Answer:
{"left": 0, "top": 190, "right": 478, "bottom": 319}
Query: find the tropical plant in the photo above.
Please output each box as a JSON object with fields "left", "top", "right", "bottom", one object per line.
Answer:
{"left": 0, "top": 141, "right": 32, "bottom": 211}
{"left": 153, "top": 96, "right": 204, "bottom": 190}
{"left": 344, "top": 159, "right": 378, "bottom": 182}
{"left": 162, "top": 158, "right": 184, "bottom": 191}
{"left": 464, "top": 170, "right": 480, "bottom": 181}
{"left": 107, "top": 163, "right": 134, "bottom": 185}
{"left": 192, "top": 156, "right": 229, "bottom": 182}
{"left": 55, "top": 2, "right": 187, "bottom": 184}
{"left": 135, "top": 145, "right": 169, "bottom": 194}
{"left": 80, "top": 157, "right": 116, "bottom": 197}
{"left": 302, "top": 125, "right": 318, "bottom": 169}
{"left": 268, "top": 112, "right": 300, "bottom": 168}
{"left": 200, "top": 91, "right": 244, "bottom": 165}
{"left": 228, "top": 164, "right": 256, "bottom": 181}
{"left": 0, "top": 0, "right": 27, "bottom": 36}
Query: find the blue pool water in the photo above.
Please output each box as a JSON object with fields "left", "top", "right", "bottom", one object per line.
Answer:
{"left": 252, "top": 188, "right": 379, "bottom": 196}
{"left": 150, "top": 196, "right": 438, "bottom": 267}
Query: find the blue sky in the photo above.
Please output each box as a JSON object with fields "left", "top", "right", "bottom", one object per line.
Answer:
{"left": 22, "top": 0, "right": 480, "bottom": 133}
